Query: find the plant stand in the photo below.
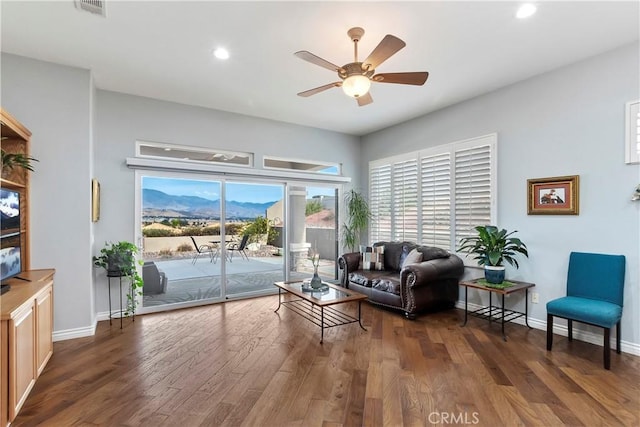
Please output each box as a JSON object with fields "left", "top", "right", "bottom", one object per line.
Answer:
{"left": 107, "top": 273, "right": 135, "bottom": 329}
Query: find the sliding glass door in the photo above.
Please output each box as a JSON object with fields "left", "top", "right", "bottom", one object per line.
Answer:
{"left": 140, "top": 174, "right": 223, "bottom": 308}
{"left": 223, "top": 181, "right": 285, "bottom": 298}
{"left": 288, "top": 185, "right": 339, "bottom": 283}
{"left": 137, "top": 172, "right": 339, "bottom": 312}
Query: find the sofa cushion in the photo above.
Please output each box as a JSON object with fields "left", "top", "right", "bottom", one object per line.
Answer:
{"left": 417, "top": 246, "right": 451, "bottom": 261}
{"left": 349, "top": 270, "right": 398, "bottom": 290}
{"left": 360, "top": 245, "right": 385, "bottom": 270}
{"left": 372, "top": 277, "right": 401, "bottom": 295}
{"left": 377, "top": 242, "right": 412, "bottom": 271}
{"left": 402, "top": 248, "right": 423, "bottom": 269}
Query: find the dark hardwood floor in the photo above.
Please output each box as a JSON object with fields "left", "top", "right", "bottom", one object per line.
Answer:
{"left": 13, "top": 295, "right": 640, "bottom": 426}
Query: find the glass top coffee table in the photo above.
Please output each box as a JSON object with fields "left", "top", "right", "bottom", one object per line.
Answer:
{"left": 274, "top": 281, "right": 368, "bottom": 343}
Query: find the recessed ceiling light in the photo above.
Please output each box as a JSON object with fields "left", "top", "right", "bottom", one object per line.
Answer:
{"left": 213, "top": 47, "right": 230, "bottom": 60}
{"left": 516, "top": 3, "right": 537, "bottom": 19}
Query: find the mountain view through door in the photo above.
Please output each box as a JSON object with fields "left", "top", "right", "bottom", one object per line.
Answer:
{"left": 139, "top": 176, "right": 338, "bottom": 309}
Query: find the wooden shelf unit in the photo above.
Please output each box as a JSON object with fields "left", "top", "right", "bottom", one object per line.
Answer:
{"left": 1, "top": 269, "right": 55, "bottom": 426}
{"left": 1, "top": 108, "right": 32, "bottom": 271}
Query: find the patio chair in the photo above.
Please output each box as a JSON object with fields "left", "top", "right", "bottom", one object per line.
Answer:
{"left": 142, "top": 261, "right": 167, "bottom": 295}
{"left": 227, "top": 234, "right": 250, "bottom": 262}
{"left": 190, "top": 236, "right": 217, "bottom": 264}
{"left": 546, "top": 252, "right": 626, "bottom": 369}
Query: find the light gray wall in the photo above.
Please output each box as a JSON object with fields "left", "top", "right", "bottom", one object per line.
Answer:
{"left": 1, "top": 53, "right": 95, "bottom": 333}
{"left": 361, "top": 43, "right": 640, "bottom": 347}
{"left": 93, "top": 90, "right": 361, "bottom": 314}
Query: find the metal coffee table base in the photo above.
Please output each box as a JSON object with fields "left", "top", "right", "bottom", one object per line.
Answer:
{"left": 275, "top": 289, "right": 367, "bottom": 343}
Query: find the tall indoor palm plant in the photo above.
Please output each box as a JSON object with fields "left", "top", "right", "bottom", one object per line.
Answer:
{"left": 342, "top": 189, "right": 371, "bottom": 252}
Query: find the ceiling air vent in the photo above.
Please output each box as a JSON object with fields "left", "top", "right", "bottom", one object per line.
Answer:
{"left": 74, "top": 0, "right": 106, "bottom": 17}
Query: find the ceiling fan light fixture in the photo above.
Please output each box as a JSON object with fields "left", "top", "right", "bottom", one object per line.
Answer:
{"left": 342, "top": 75, "right": 371, "bottom": 98}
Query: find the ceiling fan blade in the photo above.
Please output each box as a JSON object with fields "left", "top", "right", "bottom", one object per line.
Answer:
{"left": 357, "top": 92, "right": 373, "bottom": 107}
{"left": 297, "top": 82, "right": 342, "bottom": 97}
{"left": 372, "top": 72, "right": 429, "bottom": 86}
{"left": 294, "top": 51, "right": 341, "bottom": 72}
{"left": 362, "top": 35, "right": 406, "bottom": 71}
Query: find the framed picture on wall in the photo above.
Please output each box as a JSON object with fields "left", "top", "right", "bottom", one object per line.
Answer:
{"left": 527, "top": 175, "right": 579, "bottom": 215}
{"left": 625, "top": 100, "right": 639, "bottom": 164}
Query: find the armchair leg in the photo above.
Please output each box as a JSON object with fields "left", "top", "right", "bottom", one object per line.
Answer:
{"left": 568, "top": 319, "right": 573, "bottom": 342}
{"left": 616, "top": 321, "right": 621, "bottom": 354}
{"left": 546, "top": 313, "right": 553, "bottom": 351}
{"left": 604, "top": 327, "right": 611, "bottom": 370}
{"left": 405, "top": 312, "right": 416, "bottom": 320}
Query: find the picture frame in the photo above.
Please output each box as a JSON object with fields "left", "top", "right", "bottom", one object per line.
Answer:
{"left": 91, "top": 179, "right": 100, "bottom": 222}
{"left": 527, "top": 175, "right": 579, "bottom": 215}
{"left": 625, "top": 100, "right": 639, "bottom": 164}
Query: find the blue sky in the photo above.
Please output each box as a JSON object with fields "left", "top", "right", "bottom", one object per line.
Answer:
{"left": 142, "top": 177, "right": 334, "bottom": 203}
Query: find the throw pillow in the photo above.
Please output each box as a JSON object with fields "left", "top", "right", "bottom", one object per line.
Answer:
{"left": 401, "top": 248, "right": 423, "bottom": 269}
{"left": 360, "top": 245, "right": 385, "bottom": 271}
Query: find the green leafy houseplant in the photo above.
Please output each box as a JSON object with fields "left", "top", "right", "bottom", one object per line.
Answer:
{"left": 458, "top": 225, "right": 529, "bottom": 267}
{"left": 342, "top": 189, "right": 372, "bottom": 252}
{"left": 1, "top": 149, "right": 39, "bottom": 175}
{"left": 458, "top": 225, "right": 529, "bottom": 284}
{"left": 93, "top": 241, "right": 144, "bottom": 316}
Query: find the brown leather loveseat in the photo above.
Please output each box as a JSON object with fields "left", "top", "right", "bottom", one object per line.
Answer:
{"left": 338, "top": 241, "right": 464, "bottom": 319}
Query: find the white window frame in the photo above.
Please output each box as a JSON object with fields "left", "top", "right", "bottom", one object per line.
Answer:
{"left": 368, "top": 133, "right": 497, "bottom": 256}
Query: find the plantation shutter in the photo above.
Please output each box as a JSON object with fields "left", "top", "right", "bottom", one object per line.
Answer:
{"left": 391, "top": 159, "right": 418, "bottom": 242}
{"left": 454, "top": 144, "right": 492, "bottom": 247}
{"left": 420, "top": 153, "right": 451, "bottom": 249}
{"left": 369, "top": 163, "right": 392, "bottom": 242}
{"left": 369, "top": 134, "right": 495, "bottom": 253}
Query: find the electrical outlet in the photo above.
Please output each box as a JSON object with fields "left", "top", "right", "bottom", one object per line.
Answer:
{"left": 531, "top": 292, "right": 539, "bottom": 304}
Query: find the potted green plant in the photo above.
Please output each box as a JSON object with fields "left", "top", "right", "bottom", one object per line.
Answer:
{"left": 458, "top": 225, "right": 529, "bottom": 284}
{"left": 342, "top": 189, "right": 371, "bottom": 252}
{"left": 93, "top": 241, "right": 144, "bottom": 315}
{"left": 1, "top": 149, "right": 38, "bottom": 178}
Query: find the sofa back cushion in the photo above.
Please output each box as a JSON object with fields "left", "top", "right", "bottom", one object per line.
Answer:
{"left": 416, "top": 246, "right": 451, "bottom": 261}
{"left": 372, "top": 241, "right": 450, "bottom": 271}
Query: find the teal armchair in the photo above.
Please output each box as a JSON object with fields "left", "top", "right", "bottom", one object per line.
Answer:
{"left": 546, "top": 252, "right": 626, "bottom": 369}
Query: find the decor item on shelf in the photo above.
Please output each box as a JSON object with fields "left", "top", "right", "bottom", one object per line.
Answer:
{"left": 632, "top": 184, "right": 640, "bottom": 201}
{"left": 1, "top": 149, "right": 38, "bottom": 177}
{"left": 342, "top": 189, "right": 371, "bottom": 252}
{"left": 93, "top": 241, "right": 143, "bottom": 315}
{"left": 458, "top": 225, "right": 529, "bottom": 285}
{"left": 527, "top": 175, "right": 579, "bottom": 215}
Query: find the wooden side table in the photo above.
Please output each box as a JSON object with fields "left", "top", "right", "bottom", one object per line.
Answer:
{"left": 460, "top": 278, "right": 535, "bottom": 341}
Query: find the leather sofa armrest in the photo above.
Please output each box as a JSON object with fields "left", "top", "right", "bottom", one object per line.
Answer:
{"left": 338, "top": 252, "right": 361, "bottom": 286}
{"left": 401, "top": 255, "right": 464, "bottom": 288}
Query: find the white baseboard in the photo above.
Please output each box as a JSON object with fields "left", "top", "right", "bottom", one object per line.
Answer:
{"left": 53, "top": 319, "right": 97, "bottom": 342}
{"left": 455, "top": 300, "right": 640, "bottom": 356}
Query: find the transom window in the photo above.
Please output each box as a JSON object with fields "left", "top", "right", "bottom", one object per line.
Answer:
{"left": 137, "top": 141, "right": 253, "bottom": 167}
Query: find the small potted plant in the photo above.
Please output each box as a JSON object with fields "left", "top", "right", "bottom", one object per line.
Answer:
{"left": 458, "top": 225, "right": 528, "bottom": 284}
{"left": 93, "top": 241, "right": 144, "bottom": 315}
{"left": 1, "top": 149, "right": 38, "bottom": 179}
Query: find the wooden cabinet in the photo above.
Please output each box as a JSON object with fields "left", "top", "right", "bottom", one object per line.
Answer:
{"left": 0, "top": 269, "right": 54, "bottom": 426}
{"left": 0, "top": 108, "right": 32, "bottom": 271}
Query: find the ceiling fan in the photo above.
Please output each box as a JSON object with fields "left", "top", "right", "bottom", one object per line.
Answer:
{"left": 295, "top": 27, "right": 429, "bottom": 106}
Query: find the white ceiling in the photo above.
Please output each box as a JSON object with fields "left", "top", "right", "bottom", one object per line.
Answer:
{"left": 1, "top": 1, "right": 638, "bottom": 136}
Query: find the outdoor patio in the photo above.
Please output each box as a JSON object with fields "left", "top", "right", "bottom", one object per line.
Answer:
{"left": 142, "top": 254, "right": 336, "bottom": 307}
